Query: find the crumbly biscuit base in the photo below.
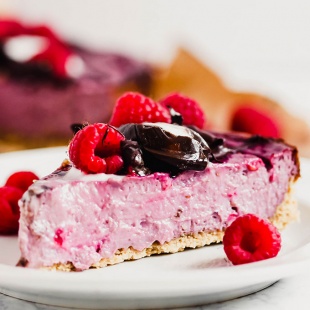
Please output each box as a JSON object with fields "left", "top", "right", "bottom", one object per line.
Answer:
{"left": 44, "top": 181, "right": 299, "bottom": 271}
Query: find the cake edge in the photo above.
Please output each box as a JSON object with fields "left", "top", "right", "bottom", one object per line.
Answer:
{"left": 18, "top": 179, "right": 299, "bottom": 272}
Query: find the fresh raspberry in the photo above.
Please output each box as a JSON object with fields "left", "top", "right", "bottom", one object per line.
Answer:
{"left": 30, "top": 40, "right": 74, "bottom": 79}
{"left": 109, "top": 92, "right": 171, "bottom": 127}
{"left": 68, "top": 123, "right": 125, "bottom": 174}
{"left": 0, "top": 186, "right": 24, "bottom": 234}
{"left": 223, "top": 214, "right": 281, "bottom": 265}
{"left": 0, "top": 19, "right": 24, "bottom": 38}
{"left": 231, "top": 105, "right": 280, "bottom": 138}
{"left": 5, "top": 171, "right": 39, "bottom": 192}
{"left": 0, "top": 19, "right": 75, "bottom": 79}
{"left": 159, "top": 93, "right": 206, "bottom": 129}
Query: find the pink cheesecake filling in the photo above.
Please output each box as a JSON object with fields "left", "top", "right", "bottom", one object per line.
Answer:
{"left": 18, "top": 149, "right": 296, "bottom": 270}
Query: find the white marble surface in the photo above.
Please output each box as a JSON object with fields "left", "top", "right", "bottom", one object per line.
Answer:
{"left": 1, "top": 271, "right": 310, "bottom": 309}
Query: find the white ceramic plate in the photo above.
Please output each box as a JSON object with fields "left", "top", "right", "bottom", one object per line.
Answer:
{"left": 0, "top": 147, "right": 310, "bottom": 309}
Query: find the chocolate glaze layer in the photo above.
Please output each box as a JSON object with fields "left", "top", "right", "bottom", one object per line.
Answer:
{"left": 118, "top": 123, "right": 299, "bottom": 177}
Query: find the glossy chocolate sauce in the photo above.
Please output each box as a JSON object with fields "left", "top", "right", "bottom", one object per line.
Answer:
{"left": 118, "top": 123, "right": 298, "bottom": 177}
{"left": 119, "top": 123, "right": 211, "bottom": 176}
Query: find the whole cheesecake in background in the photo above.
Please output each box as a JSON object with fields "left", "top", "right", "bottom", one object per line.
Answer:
{"left": 0, "top": 19, "right": 152, "bottom": 149}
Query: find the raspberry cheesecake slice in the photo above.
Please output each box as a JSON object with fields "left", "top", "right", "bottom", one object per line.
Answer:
{"left": 18, "top": 120, "right": 300, "bottom": 271}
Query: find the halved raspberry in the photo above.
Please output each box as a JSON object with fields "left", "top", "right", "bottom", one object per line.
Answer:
{"left": 0, "top": 186, "right": 24, "bottom": 234}
{"left": 159, "top": 93, "right": 206, "bottom": 129}
{"left": 223, "top": 214, "right": 281, "bottom": 265}
{"left": 5, "top": 171, "right": 39, "bottom": 192}
{"left": 68, "top": 123, "right": 125, "bottom": 174}
{"left": 109, "top": 92, "right": 171, "bottom": 127}
{"left": 231, "top": 105, "right": 280, "bottom": 138}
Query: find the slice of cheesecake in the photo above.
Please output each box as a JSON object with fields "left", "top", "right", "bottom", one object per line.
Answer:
{"left": 18, "top": 123, "right": 300, "bottom": 271}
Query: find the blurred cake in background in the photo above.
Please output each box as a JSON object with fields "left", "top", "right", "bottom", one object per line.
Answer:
{"left": 0, "top": 19, "right": 152, "bottom": 150}
{"left": 0, "top": 18, "right": 309, "bottom": 157}
{"left": 152, "top": 49, "right": 310, "bottom": 157}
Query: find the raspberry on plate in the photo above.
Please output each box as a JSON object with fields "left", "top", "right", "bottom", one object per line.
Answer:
{"left": 0, "top": 186, "right": 24, "bottom": 234}
{"left": 159, "top": 93, "right": 206, "bottom": 129}
{"left": 5, "top": 171, "right": 39, "bottom": 192}
{"left": 223, "top": 214, "right": 281, "bottom": 265}
{"left": 69, "top": 123, "right": 125, "bottom": 174}
{"left": 109, "top": 92, "right": 171, "bottom": 127}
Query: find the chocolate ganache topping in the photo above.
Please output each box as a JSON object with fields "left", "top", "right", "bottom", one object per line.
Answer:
{"left": 117, "top": 122, "right": 298, "bottom": 177}
{"left": 119, "top": 123, "right": 212, "bottom": 176}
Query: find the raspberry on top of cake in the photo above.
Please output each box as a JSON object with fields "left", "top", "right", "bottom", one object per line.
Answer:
{"left": 17, "top": 92, "right": 300, "bottom": 271}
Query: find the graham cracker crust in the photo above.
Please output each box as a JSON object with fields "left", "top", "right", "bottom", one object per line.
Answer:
{"left": 42, "top": 181, "right": 299, "bottom": 272}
